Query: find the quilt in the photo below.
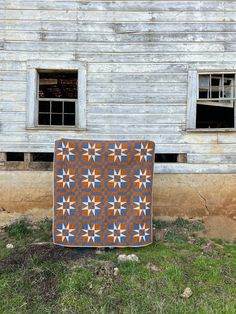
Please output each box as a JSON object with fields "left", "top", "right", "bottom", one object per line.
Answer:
{"left": 53, "top": 139, "right": 155, "bottom": 247}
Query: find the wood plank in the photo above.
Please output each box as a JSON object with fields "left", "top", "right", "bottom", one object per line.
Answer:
{"left": 87, "top": 113, "right": 185, "bottom": 124}
{"left": 89, "top": 63, "right": 188, "bottom": 73}
{"left": 0, "top": 112, "right": 26, "bottom": 122}
{"left": 75, "top": 11, "right": 234, "bottom": 23}
{"left": 88, "top": 73, "right": 187, "bottom": 83}
{"left": 0, "top": 71, "right": 26, "bottom": 81}
{"left": 30, "top": 133, "right": 216, "bottom": 144}
{"left": 77, "top": 1, "right": 226, "bottom": 12}
{"left": 0, "top": 92, "right": 26, "bottom": 102}
{"left": 0, "top": 10, "right": 77, "bottom": 21}
{"left": 88, "top": 93, "right": 187, "bottom": 103}
{"left": 0, "top": 122, "right": 26, "bottom": 132}
{"left": 0, "top": 51, "right": 75, "bottom": 62}
{"left": 155, "top": 163, "right": 236, "bottom": 174}
{"left": 3, "top": 21, "right": 236, "bottom": 33}
{"left": 0, "top": 1, "right": 226, "bottom": 12}
{"left": 76, "top": 53, "right": 236, "bottom": 63}
{"left": 1, "top": 51, "right": 232, "bottom": 64}
{"left": 3, "top": 31, "right": 236, "bottom": 43}
{"left": 0, "top": 61, "right": 26, "bottom": 71}
{"left": 2, "top": 9, "right": 232, "bottom": 23}
{"left": 88, "top": 82, "right": 187, "bottom": 94}
{"left": 0, "top": 1, "right": 77, "bottom": 10}
{"left": 0, "top": 81, "right": 26, "bottom": 92}
{"left": 1, "top": 1, "right": 236, "bottom": 13}
{"left": 87, "top": 124, "right": 182, "bottom": 134}
{"left": 0, "top": 102, "right": 26, "bottom": 112}
{"left": 87, "top": 104, "right": 186, "bottom": 115}
{"left": 218, "top": 133, "right": 236, "bottom": 144}
{"left": 188, "top": 154, "right": 236, "bottom": 164}
{"left": 4, "top": 42, "right": 224, "bottom": 53}
{"left": 0, "top": 133, "right": 28, "bottom": 142}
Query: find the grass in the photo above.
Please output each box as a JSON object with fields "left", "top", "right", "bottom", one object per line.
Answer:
{"left": 0, "top": 218, "right": 235, "bottom": 314}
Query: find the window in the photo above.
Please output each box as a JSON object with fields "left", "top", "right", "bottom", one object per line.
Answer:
{"left": 38, "top": 71, "right": 77, "bottom": 126}
{"left": 187, "top": 71, "right": 236, "bottom": 129}
{"left": 26, "top": 61, "right": 87, "bottom": 129}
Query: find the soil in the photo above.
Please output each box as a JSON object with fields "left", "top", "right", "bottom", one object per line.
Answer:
{"left": 0, "top": 208, "right": 51, "bottom": 228}
{"left": 201, "top": 216, "right": 236, "bottom": 242}
{"left": 0, "top": 243, "right": 98, "bottom": 273}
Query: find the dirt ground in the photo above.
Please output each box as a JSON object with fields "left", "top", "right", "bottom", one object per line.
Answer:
{"left": 0, "top": 208, "right": 51, "bottom": 228}
{"left": 0, "top": 208, "right": 236, "bottom": 242}
{"left": 199, "top": 215, "right": 236, "bottom": 242}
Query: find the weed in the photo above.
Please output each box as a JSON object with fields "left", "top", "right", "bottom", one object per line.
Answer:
{"left": 5, "top": 219, "right": 32, "bottom": 240}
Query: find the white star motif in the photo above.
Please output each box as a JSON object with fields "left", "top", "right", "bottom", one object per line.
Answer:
{"left": 57, "top": 196, "right": 75, "bottom": 215}
{"left": 134, "top": 170, "right": 151, "bottom": 188}
{"left": 82, "top": 169, "right": 100, "bottom": 188}
{"left": 83, "top": 143, "right": 101, "bottom": 161}
{"left": 109, "top": 144, "right": 127, "bottom": 161}
{"left": 57, "top": 142, "right": 75, "bottom": 161}
{"left": 134, "top": 196, "right": 150, "bottom": 215}
{"left": 135, "top": 143, "right": 152, "bottom": 161}
{"left": 82, "top": 224, "right": 100, "bottom": 243}
{"left": 134, "top": 223, "right": 150, "bottom": 242}
{"left": 108, "top": 223, "right": 126, "bottom": 243}
{"left": 57, "top": 169, "right": 75, "bottom": 188}
{"left": 109, "top": 196, "right": 126, "bottom": 215}
{"left": 109, "top": 169, "right": 126, "bottom": 188}
{"left": 82, "top": 196, "right": 101, "bottom": 216}
{"left": 57, "top": 223, "right": 75, "bottom": 242}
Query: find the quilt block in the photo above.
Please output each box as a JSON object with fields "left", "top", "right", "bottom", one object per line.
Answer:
{"left": 53, "top": 139, "right": 155, "bottom": 247}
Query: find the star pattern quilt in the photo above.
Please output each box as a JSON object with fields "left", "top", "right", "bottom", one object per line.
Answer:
{"left": 53, "top": 139, "right": 155, "bottom": 247}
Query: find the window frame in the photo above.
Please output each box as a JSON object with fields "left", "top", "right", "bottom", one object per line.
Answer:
{"left": 26, "top": 61, "right": 87, "bottom": 130}
{"left": 186, "top": 69, "right": 236, "bottom": 131}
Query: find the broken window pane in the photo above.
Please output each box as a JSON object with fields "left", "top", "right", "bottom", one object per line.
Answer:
{"left": 197, "top": 73, "right": 235, "bottom": 128}
{"left": 196, "top": 104, "right": 234, "bottom": 128}
{"left": 199, "top": 75, "right": 210, "bottom": 99}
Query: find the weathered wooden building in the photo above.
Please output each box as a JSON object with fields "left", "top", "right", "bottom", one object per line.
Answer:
{"left": 1, "top": 0, "right": 236, "bottom": 219}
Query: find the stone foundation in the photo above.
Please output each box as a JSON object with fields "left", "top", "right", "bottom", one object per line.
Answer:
{"left": 0, "top": 171, "right": 236, "bottom": 219}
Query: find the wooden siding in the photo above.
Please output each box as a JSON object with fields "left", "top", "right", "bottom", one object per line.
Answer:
{"left": 1, "top": 1, "right": 236, "bottom": 173}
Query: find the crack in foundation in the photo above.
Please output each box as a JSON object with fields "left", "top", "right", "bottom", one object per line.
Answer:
{"left": 197, "top": 192, "right": 210, "bottom": 216}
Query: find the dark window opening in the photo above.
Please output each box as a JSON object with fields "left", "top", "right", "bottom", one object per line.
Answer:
{"left": 7, "top": 152, "right": 24, "bottom": 161}
{"left": 38, "top": 70, "right": 77, "bottom": 126}
{"left": 39, "top": 71, "right": 77, "bottom": 99}
{"left": 32, "top": 153, "right": 54, "bottom": 162}
{"left": 197, "top": 73, "right": 235, "bottom": 128}
{"left": 155, "top": 154, "right": 178, "bottom": 163}
{"left": 196, "top": 104, "right": 234, "bottom": 128}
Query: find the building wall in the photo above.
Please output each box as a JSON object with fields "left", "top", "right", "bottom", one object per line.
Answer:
{"left": 1, "top": 1, "right": 236, "bottom": 175}
{"left": 1, "top": 171, "right": 236, "bottom": 219}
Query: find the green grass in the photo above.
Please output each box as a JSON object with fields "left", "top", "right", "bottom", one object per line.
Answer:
{"left": 0, "top": 218, "right": 235, "bottom": 314}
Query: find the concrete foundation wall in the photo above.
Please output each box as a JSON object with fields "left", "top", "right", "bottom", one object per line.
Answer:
{"left": 0, "top": 171, "right": 236, "bottom": 219}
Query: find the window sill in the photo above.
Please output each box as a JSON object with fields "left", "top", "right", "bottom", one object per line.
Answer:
{"left": 185, "top": 128, "right": 236, "bottom": 133}
{"left": 26, "top": 126, "right": 87, "bottom": 132}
